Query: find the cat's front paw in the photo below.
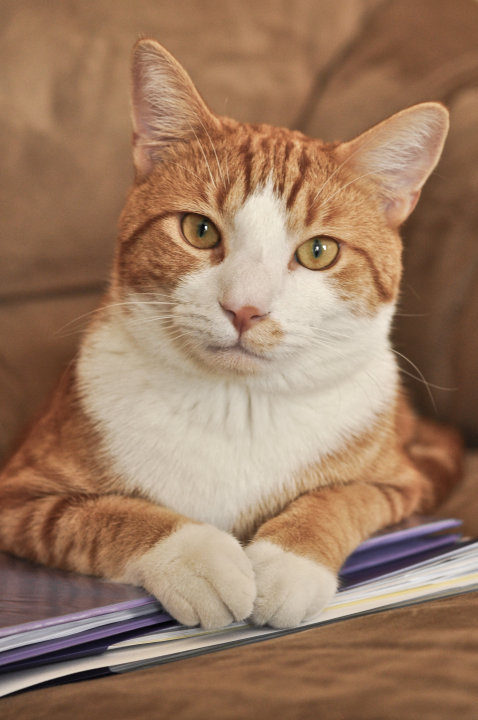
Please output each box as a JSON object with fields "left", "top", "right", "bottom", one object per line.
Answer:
{"left": 124, "top": 523, "right": 256, "bottom": 630}
{"left": 246, "top": 540, "right": 337, "bottom": 628}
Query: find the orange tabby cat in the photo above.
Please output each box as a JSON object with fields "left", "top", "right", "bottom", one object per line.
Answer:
{"left": 0, "top": 40, "right": 463, "bottom": 630}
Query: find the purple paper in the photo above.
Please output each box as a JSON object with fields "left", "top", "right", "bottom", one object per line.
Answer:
{"left": 341, "top": 533, "right": 461, "bottom": 575}
{"left": 0, "top": 553, "right": 158, "bottom": 639}
{"left": 340, "top": 539, "right": 474, "bottom": 588}
{"left": 354, "top": 518, "right": 462, "bottom": 553}
{"left": 0, "top": 611, "right": 171, "bottom": 668}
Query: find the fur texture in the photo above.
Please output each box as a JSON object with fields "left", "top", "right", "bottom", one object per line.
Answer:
{"left": 0, "top": 40, "right": 463, "bottom": 629}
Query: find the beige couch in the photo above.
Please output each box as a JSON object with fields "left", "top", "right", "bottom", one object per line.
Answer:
{"left": 2, "top": 0, "right": 478, "bottom": 717}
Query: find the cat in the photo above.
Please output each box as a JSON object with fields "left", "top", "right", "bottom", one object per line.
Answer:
{"left": 0, "top": 39, "right": 463, "bottom": 630}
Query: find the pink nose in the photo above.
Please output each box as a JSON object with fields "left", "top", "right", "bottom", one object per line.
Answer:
{"left": 220, "top": 303, "right": 268, "bottom": 334}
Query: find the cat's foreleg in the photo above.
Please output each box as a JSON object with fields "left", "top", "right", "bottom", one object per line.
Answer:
{"left": 0, "top": 476, "right": 255, "bottom": 629}
{"left": 246, "top": 462, "right": 424, "bottom": 628}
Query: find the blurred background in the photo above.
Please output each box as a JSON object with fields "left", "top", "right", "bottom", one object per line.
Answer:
{"left": 1, "top": 0, "right": 477, "bottom": 479}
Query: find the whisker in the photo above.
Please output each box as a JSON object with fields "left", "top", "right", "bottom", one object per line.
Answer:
{"left": 313, "top": 328, "right": 355, "bottom": 340}
{"left": 394, "top": 312, "right": 428, "bottom": 318}
{"left": 167, "top": 161, "right": 204, "bottom": 183}
{"left": 396, "top": 366, "right": 457, "bottom": 392}
{"left": 285, "top": 331, "right": 338, "bottom": 348}
{"left": 196, "top": 116, "right": 225, "bottom": 185}
{"left": 223, "top": 150, "right": 230, "bottom": 185}
{"left": 54, "top": 307, "right": 108, "bottom": 336}
{"left": 54, "top": 326, "right": 93, "bottom": 340}
{"left": 321, "top": 170, "right": 378, "bottom": 206}
{"left": 166, "top": 330, "right": 198, "bottom": 344}
{"left": 173, "top": 310, "right": 210, "bottom": 321}
{"left": 54, "top": 299, "right": 175, "bottom": 336}
{"left": 113, "top": 300, "right": 173, "bottom": 307}
{"left": 392, "top": 349, "right": 438, "bottom": 412}
{"left": 188, "top": 122, "right": 217, "bottom": 189}
{"left": 362, "top": 368, "right": 384, "bottom": 398}
{"left": 404, "top": 282, "right": 422, "bottom": 302}
{"left": 293, "top": 325, "right": 355, "bottom": 341}
{"left": 313, "top": 131, "right": 382, "bottom": 204}
{"left": 124, "top": 315, "right": 177, "bottom": 327}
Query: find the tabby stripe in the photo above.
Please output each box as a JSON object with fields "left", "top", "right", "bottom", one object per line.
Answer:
{"left": 87, "top": 516, "right": 101, "bottom": 573}
{"left": 253, "top": 476, "right": 424, "bottom": 572}
{"left": 305, "top": 189, "right": 318, "bottom": 227}
{"left": 321, "top": 203, "right": 340, "bottom": 225}
{"left": 57, "top": 535, "right": 77, "bottom": 569}
{"left": 278, "top": 140, "right": 294, "bottom": 197}
{"left": 118, "top": 213, "right": 168, "bottom": 281}
{"left": 121, "top": 213, "right": 169, "bottom": 252}
{"left": 373, "top": 484, "right": 402, "bottom": 524}
{"left": 259, "top": 137, "right": 273, "bottom": 187}
{"left": 12, "top": 503, "right": 38, "bottom": 560}
{"left": 408, "top": 452, "right": 460, "bottom": 508}
{"left": 373, "top": 481, "right": 419, "bottom": 520}
{"left": 286, "top": 148, "right": 311, "bottom": 210}
{"left": 40, "top": 496, "right": 73, "bottom": 561}
{"left": 348, "top": 245, "right": 394, "bottom": 302}
{"left": 239, "top": 137, "right": 253, "bottom": 200}
{"left": 215, "top": 181, "right": 230, "bottom": 212}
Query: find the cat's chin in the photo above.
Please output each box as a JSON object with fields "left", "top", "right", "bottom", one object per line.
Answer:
{"left": 200, "top": 343, "right": 272, "bottom": 375}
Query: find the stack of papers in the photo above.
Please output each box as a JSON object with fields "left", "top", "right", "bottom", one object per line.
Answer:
{"left": 1, "top": 517, "right": 477, "bottom": 697}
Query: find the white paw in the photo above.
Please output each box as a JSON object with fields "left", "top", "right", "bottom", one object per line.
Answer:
{"left": 246, "top": 540, "right": 337, "bottom": 628}
{"left": 123, "top": 523, "right": 256, "bottom": 629}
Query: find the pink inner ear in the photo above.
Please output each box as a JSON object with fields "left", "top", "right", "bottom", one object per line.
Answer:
{"left": 407, "top": 190, "right": 421, "bottom": 217}
{"left": 131, "top": 39, "right": 218, "bottom": 181}
{"left": 336, "top": 103, "right": 449, "bottom": 228}
{"left": 386, "top": 189, "right": 421, "bottom": 227}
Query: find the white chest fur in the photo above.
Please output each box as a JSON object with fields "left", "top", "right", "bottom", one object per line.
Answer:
{"left": 77, "top": 318, "right": 397, "bottom": 533}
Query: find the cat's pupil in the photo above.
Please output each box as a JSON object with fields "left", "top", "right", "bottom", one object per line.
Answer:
{"left": 198, "top": 221, "right": 208, "bottom": 238}
{"left": 313, "top": 241, "right": 322, "bottom": 258}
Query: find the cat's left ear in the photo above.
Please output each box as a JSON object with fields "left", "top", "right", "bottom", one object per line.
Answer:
{"left": 131, "top": 39, "right": 218, "bottom": 179}
{"left": 335, "top": 103, "right": 449, "bottom": 227}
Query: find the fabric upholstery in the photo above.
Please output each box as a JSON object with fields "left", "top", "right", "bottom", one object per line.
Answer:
{"left": 1, "top": 1, "right": 478, "bottom": 716}
{"left": 1, "top": 0, "right": 478, "bottom": 455}
{"left": 3, "top": 591, "right": 478, "bottom": 720}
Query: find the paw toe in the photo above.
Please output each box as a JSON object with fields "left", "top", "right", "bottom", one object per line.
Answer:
{"left": 247, "top": 540, "right": 337, "bottom": 628}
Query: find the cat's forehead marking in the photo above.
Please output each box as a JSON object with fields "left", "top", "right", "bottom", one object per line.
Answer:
{"left": 231, "top": 179, "right": 290, "bottom": 254}
{"left": 215, "top": 128, "right": 323, "bottom": 224}
{"left": 284, "top": 146, "right": 313, "bottom": 212}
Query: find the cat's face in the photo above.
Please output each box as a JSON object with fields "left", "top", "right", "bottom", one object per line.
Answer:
{"left": 111, "top": 40, "right": 448, "bottom": 390}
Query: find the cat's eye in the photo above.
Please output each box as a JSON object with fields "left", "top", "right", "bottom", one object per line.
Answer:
{"left": 181, "top": 213, "right": 220, "bottom": 249}
{"left": 295, "top": 236, "right": 340, "bottom": 271}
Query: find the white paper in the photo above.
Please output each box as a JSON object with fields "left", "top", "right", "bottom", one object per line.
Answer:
{"left": 2, "top": 571, "right": 477, "bottom": 698}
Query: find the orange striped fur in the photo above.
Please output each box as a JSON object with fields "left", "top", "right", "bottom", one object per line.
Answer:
{"left": 0, "top": 40, "right": 463, "bottom": 629}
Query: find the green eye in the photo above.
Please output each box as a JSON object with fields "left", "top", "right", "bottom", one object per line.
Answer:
{"left": 181, "top": 213, "right": 220, "bottom": 249}
{"left": 295, "top": 236, "right": 340, "bottom": 270}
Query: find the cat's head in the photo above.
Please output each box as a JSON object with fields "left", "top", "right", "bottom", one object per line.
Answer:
{"left": 111, "top": 39, "right": 448, "bottom": 391}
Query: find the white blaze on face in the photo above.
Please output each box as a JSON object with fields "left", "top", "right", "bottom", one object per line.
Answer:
{"left": 119, "top": 174, "right": 397, "bottom": 397}
{"left": 218, "top": 182, "right": 292, "bottom": 314}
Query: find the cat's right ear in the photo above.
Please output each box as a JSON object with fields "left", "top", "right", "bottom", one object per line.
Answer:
{"left": 131, "top": 39, "right": 218, "bottom": 179}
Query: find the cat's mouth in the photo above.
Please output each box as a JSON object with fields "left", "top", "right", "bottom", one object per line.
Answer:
{"left": 206, "top": 342, "right": 271, "bottom": 362}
